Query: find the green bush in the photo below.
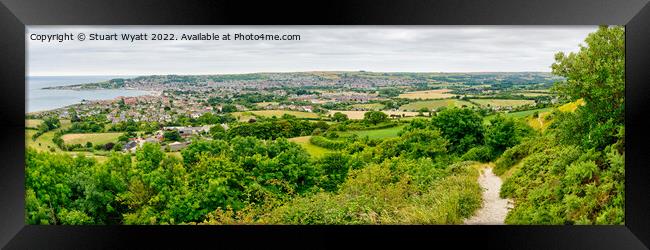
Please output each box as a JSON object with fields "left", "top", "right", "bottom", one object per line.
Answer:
{"left": 263, "top": 160, "right": 481, "bottom": 224}
{"left": 461, "top": 146, "right": 494, "bottom": 162}
{"left": 309, "top": 136, "right": 348, "bottom": 150}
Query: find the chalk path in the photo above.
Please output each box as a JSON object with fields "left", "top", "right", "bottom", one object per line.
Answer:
{"left": 463, "top": 166, "right": 513, "bottom": 225}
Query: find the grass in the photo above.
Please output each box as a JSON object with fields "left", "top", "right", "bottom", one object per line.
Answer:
{"left": 398, "top": 89, "right": 455, "bottom": 99}
{"left": 558, "top": 98, "right": 585, "bottom": 112}
{"left": 231, "top": 112, "right": 257, "bottom": 122}
{"left": 255, "top": 102, "right": 279, "bottom": 107}
{"left": 26, "top": 119, "right": 43, "bottom": 129}
{"left": 513, "top": 92, "right": 551, "bottom": 97}
{"left": 61, "top": 132, "right": 124, "bottom": 146}
{"left": 470, "top": 99, "right": 535, "bottom": 108}
{"left": 166, "top": 151, "right": 183, "bottom": 159}
{"left": 399, "top": 99, "right": 475, "bottom": 111}
{"left": 526, "top": 99, "right": 585, "bottom": 131}
{"left": 483, "top": 107, "right": 555, "bottom": 122}
{"left": 499, "top": 161, "right": 524, "bottom": 181}
{"left": 527, "top": 112, "right": 553, "bottom": 131}
{"left": 328, "top": 110, "right": 421, "bottom": 120}
{"left": 26, "top": 129, "right": 58, "bottom": 152}
{"left": 503, "top": 107, "right": 554, "bottom": 119}
{"left": 25, "top": 119, "right": 119, "bottom": 163}
{"left": 350, "top": 103, "right": 385, "bottom": 110}
{"left": 288, "top": 136, "right": 332, "bottom": 157}
{"left": 25, "top": 119, "right": 72, "bottom": 152}
{"left": 340, "top": 125, "right": 405, "bottom": 140}
{"left": 234, "top": 110, "right": 320, "bottom": 119}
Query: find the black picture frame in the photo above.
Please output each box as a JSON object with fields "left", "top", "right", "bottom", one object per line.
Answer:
{"left": 1, "top": 0, "right": 649, "bottom": 249}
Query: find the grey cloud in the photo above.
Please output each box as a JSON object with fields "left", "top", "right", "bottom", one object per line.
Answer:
{"left": 27, "top": 26, "right": 597, "bottom": 76}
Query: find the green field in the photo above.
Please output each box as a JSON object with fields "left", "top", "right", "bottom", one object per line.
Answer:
{"left": 26, "top": 129, "right": 58, "bottom": 152}
{"left": 503, "top": 107, "right": 554, "bottom": 119}
{"left": 255, "top": 102, "right": 279, "bottom": 107}
{"left": 340, "top": 125, "right": 405, "bottom": 140}
{"left": 328, "top": 110, "right": 420, "bottom": 120}
{"left": 350, "top": 103, "right": 385, "bottom": 110}
{"left": 471, "top": 99, "right": 535, "bottom": 108}
{"left": 484, "top": 107, "right": 554, "bottom": 122}
{"left": 400, "top": 99, "right": 475, "bottom": 111}
{"left": 234, "top": 110, "right": 320, "bottom": 119}
{"left": 513, "top": 92, "right": 551, "bottom": 97}
{"left": 526, "top": 99, "right": 585, "bottom": 130}
{"left": 288, "top": 136, "right": 332, "bottom": 157}
{"left": 26, "top": 119, "right": 72, "bottom": 152}
{"left": 61, "top": 132, "right": 124, "bottom": 145}
{"left": 26, "top": 119, "right": 43, "bottom": 129}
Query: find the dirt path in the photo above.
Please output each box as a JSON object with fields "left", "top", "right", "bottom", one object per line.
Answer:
{"left": 463, "top": 166, "right": 513, "bottom": 225}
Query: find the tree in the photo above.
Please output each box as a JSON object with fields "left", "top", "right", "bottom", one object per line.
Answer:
{"left": 431, "top": 108, "right": 484, "bottom": 154}
{"left": 209, "top": 125, "right": 226, "bottom": 140}
{"left": 163, "top": 130, "right": 181, "bottom": 142}
{"left": 363, "top": 111, "right": 388, "bottom": 125}
{"left": 41, "top": 116, "right": 61, "bottom": 131}
{"left": 332, "top": 112, "right": 348, "bottom": 122}
{"left": 485, "top": 115, "right": 519, "bottom": 155}
{"left": 314, "top": 152, "right": 351, "bottom": 192}
{"left": 552, "top": 25, "right": 624, "bottom": 125}
{"left": 418, "top": 107, "right": 429, "bottom": 116}
{"left": 551, "top": 25, "right": 624, "bottom": 149}
{"left": 221, "top": 104, "right": 238, "bottom": 113}
{"left": 135, "top": 142, "right": 164, "bottom": 173}
{"left": 398, "top": 129, "right": 448, "bottom": 159}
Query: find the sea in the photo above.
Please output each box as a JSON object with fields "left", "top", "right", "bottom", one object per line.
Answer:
{"left": 27, "top": 75, "right": 157, "bottom": 113}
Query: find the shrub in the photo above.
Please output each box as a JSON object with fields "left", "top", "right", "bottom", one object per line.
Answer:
{"left": 461, "top": 146, "right": 494, "bottom": 162}
{"left": 494, "top": 141, "right": 531, "bottom": 175}
{"left": 264, "top": 160, "right": 481, "bottom": 224}
{"left": 309, "top": 136, "right": 348, "bottom": 150}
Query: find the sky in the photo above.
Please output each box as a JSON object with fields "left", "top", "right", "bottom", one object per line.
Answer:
{"left": 26, "top": 26, "right": 598, "bottom": 76}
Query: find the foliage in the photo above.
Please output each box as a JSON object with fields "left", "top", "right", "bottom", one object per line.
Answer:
{"left": 363, "top": 111, "right": 388, "bottom": 125}
{"left": 431, "top": 108, "right": 484, "bottom": 154}
{"left": 375, "top": 129, "right": 448, "bottom": 161}
{"left": 499, "top": 142, "right": 624, "bottom": 225}
{"left": 485, "top": 115, "right": 532, "bottom": 155}
{"left": 32, "top": 116, "right": 61, "bottom": 140}
{"left": 551, "top": 25, "right": 624, "bottom": 150}
{"left": 309, "top": 136, "right": 348, "bottom": 150}
{"left": 461, "top": 146, "right": 494, "bottom": 162}
{"left": 227, "top": 119, "right": 316, "bottom": 140}
{"left": 163, "top": 130, "right": 181, "bottom": 142}
{"left": 262, "top": 161, "right": 481, "bottom": 224}
{"left": 331, "top": 112, "right": 349, "bottom": 122}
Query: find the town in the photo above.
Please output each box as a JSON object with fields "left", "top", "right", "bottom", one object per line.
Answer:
{"left": 27, "top": 71, "right": 561, "bottom": 155}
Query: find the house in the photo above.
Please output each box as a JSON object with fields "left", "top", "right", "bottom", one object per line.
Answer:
{"left": 124, "top": 141, "right": 138, "bottom": 153}
{"left": 163, "top": 126, "right": 212, "bottom": 137}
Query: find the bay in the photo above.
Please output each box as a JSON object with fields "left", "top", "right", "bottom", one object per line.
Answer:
{"left": 27, "top": 75, "right": 156, "bottom": 113}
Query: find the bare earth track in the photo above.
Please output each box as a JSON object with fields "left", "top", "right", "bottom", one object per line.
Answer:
{"left": 463, "top": 166, "right": 513, "bottom": 225}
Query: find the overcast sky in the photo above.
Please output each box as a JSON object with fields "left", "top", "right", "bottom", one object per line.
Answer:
{"left": 26, "top": 26, "right": 597, "bottom": 76}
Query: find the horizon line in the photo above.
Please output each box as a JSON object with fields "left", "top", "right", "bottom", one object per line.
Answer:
{"left": 27, "top": 70, "right": 555, "bottom": 77}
